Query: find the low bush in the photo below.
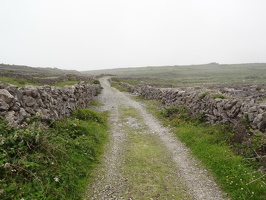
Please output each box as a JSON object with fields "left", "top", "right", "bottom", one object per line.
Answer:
{"left": 91, "top": 80, "right": 100, "bottom": 85}
{"left": 161, "top": 106, "right": 188, "bottom": 118}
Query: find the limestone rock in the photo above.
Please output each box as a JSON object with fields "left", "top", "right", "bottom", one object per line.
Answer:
{"left": 0, "top": 89, "right": 14, "bottom": 103}
{"left": 0, "top": 99, "right": 9, "bottom": 111}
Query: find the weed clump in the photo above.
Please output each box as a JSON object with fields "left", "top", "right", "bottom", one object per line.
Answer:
{"left": 198, "top": 92, "right": 209, "bottom": 100}
{"left": 161, "top": 106, "right": 188, "bottom": 118}
{"left": 213, "top": 93, "right": 226, "bottom": 99}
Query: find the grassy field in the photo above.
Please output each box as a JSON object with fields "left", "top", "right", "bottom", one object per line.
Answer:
{"left": 0, "top": 76, "right": 42, "bottom": 87}
{"left": 85, "top": 63, "right": 266, "bottom": 85}
{"left": 0, "top": 77, "right": 82, "bottom": 87}
{"left": 0, "top": 76, "right": 96, "bottom": 87}
{"left": 0, "top": 64, "right": 81, "bottom": 76}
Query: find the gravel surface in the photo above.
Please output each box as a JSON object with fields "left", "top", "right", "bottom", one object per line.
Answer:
{"left": 85, "top": 77, "right": 227, "bottom": 200}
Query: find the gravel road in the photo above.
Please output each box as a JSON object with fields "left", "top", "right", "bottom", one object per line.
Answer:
{"left": 85, "top": 77, "right": 227, "bottom": 200}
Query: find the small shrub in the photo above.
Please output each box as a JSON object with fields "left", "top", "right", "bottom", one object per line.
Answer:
{"left": 92, "top": 80, "right": 100, "bottom": 85}
{"left": 198, "top": 92, "right": 209, "bottom": 100}
{"left": 213, "top": 93, "right": 226, "bottom": 99}
{"left": 242, "top": 113, "right": 252, "bottom": 127}
{"left": 161, "top": 106, "right": 188, "bottom": 118}
{"left": 194, "top": 113, "right": 207, "bottom": 123}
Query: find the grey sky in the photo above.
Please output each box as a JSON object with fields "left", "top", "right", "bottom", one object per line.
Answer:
{"left": 1, "top": 0, "right": 266, "bottom": 71}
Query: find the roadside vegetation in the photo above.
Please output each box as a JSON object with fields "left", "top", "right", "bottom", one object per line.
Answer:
{"left": 141, "top": 99, "right": 266, "bottom": 200}
{"left": 0, "top": 109, "right": 108, "bottom": 200}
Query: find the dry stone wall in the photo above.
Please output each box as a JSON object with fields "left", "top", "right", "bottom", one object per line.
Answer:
{"left": 119, "top": 82, "right": 266, "bottom": 133}
{"left": 0, "top": 82, "right": 100, "bottom": 125}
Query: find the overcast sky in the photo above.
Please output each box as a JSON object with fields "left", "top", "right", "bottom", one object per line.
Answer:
{"left": 1, "top": 0, "right": 266, "bottom": 71}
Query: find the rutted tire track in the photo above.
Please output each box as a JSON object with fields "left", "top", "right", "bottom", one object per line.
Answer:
{"left": 85, "top": 77, "right": 226, "bottom": 200}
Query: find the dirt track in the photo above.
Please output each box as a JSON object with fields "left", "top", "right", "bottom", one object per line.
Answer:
{"left": 85, "top": 77, "right": 226, "bottom": 200}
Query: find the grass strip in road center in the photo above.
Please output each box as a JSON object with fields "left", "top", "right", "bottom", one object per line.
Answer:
{"left": 119, "top": 107, "right": 191, "bottom": 199}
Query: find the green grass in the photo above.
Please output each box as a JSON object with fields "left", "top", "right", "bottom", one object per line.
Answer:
{"left": 123, "top": 133, "right": 191, "bottom": 199}
{"left": 213, "top": 93, "right": 226, "bottom": 99}
{"left": 0, "top": 109, "right": 108, "bottom": 200}
{"left": 51, "top": 80, "right": 79, "bottom": 87}
{"left": 110, "top": 81, "right": 127, "bottom": 92}
{"left": 136, "top": 98, "right": 266, "bottom": 200}
{"left": 89, "top": 100, "right": 104, "bottom": 106}
{"left": 0, "top": 76, "right": 42, "bottom": 87}
{"left": 111, "top": 77, "right": 141, "bottom": 86}
{"left": 172, "top": 122, "right": 266, "bottom": 200}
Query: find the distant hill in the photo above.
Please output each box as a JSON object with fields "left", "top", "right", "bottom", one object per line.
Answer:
{"left": 0, "top": 63, "right": 81, "bottom": 77}
{"left": 82, "top": 63, "right": 266, "bottom": 85}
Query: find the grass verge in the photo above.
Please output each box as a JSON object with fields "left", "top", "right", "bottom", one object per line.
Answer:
{"left": 0, "top": 109, "right": 108, "bottom": 200}
{"left": 136, "top": 98, "right": 266, "bottom": 200}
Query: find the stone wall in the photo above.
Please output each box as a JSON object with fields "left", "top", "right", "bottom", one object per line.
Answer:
{"left": 0, "top": 82, "right": 100, "bottom": 125}
{"left": 119, "top": 82, "right": 266, "bottom": 132}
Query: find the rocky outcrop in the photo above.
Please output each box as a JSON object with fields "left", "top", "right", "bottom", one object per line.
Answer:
{"left": 119, "top": 82, "right": 266, "bottom": 133}
{"left": 0, "top": 82, "right": 100, "bottom": 125}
